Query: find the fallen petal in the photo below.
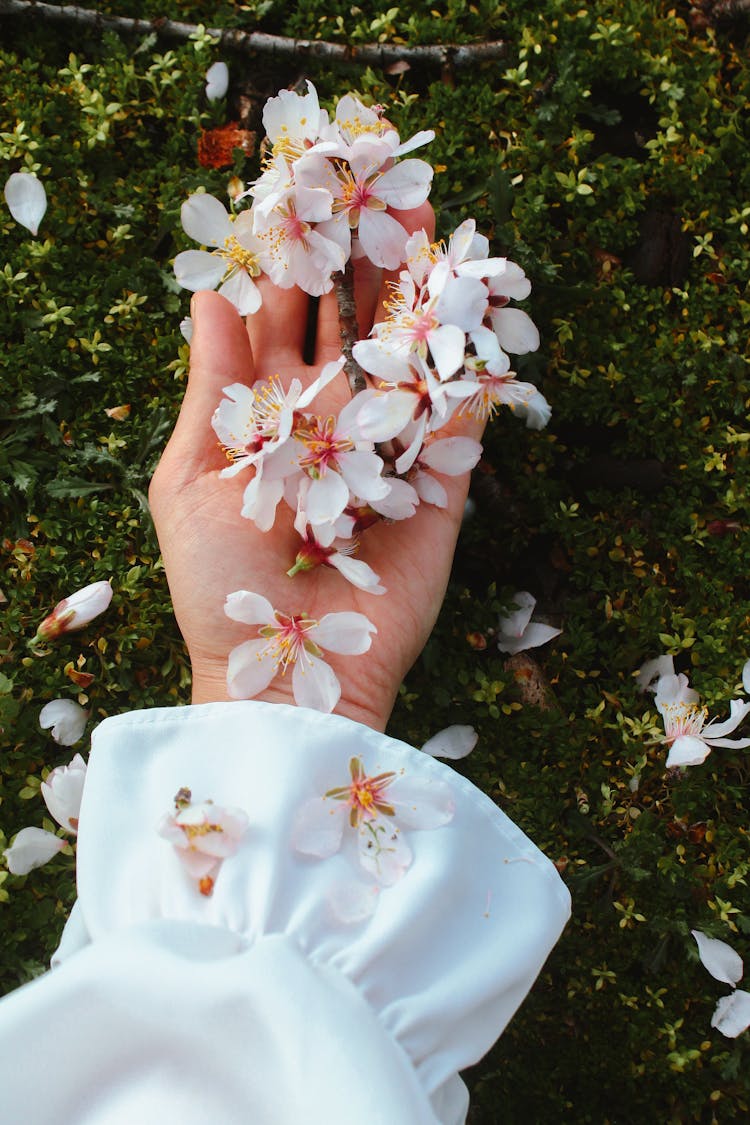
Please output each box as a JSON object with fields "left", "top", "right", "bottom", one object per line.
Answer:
{"left": 4, "top": 172, "right": 47, "bottom": 235}
{"left": 711, "top": 989, "right": 750, "bottom": 1038}
{"left": 4, "top": 827, "right": 65, "bottom": 875}
{"left": 421, "top": 724, "right": 478, "bottom": 760}
{"left": 692, "top": 929, "right": 744, "bottom": 985}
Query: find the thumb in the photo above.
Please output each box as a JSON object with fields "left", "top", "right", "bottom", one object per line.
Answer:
{"left": 164, "top": 290, "right": 255, "bottom": 477}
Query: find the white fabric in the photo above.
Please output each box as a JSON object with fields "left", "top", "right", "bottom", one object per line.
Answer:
{"left": 0, "top": 702, "right": 570, "bottom": 1124}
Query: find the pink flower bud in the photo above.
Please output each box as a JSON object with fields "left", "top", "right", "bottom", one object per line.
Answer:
{"left": 34, "top": 580, "right": 113, "bottom": 641}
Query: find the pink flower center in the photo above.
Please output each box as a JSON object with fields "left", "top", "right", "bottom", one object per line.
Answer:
{"left": 260, "top": 613, "right": 320, "bottom": 672}
{"left": 297, "top": 416, "right": 354, "bottom": 477}
{"left": 662, "top": 702, "right": 707, "bottom": 744}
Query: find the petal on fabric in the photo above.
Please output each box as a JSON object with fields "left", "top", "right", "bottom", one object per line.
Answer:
{"left": 226, "top": 639, "right": 277, "bottom": 699}
{"left": 636, "top": 655, "right": 676, "bottom": 693}
{"left": 292, "top": 655, "right": 341, "bottom": 713}
{"left": 205, "top": 61, "right": 229, "bottom": 101}
{"left": 420, "top": 436, "right": 483, "bottom": 475}
{"left": 665, "top": 735, "right": 711, "bottom": 768}
{"left": 327, "top": 553, "right": 386, "bottom": 596}
{"left": 4, "top": 827, "right": 65, "bottom": 875}
{"left": 692, "top": 930, "right": 744, "bottom": 986}
{"left": 181, "top": 193, "right": 232, "bottom": 247}
{"left": 357, "top": 208, "right": 409, "bottom": 270}
{"left": 358, "top": 819, "right": 412, "bottom": 886}
{"left": 376, "top": 159, "right": 434, "bottom": 209}
{"left": 224, "top": 590, "right": 276, "bottom": 626}
{"left": 39, "top": 699, "right": 88, "bottom": 747}
{"left": 218, "top": 270, "right": 262, "bottom": 316}
{"left": 421, "top": 725, "right": 478, "bottom": 760}
{"left": 390, "top": 777, "right": 455, "bottom": 829}
{"left": 702, "top": 699, "right": 750, "bottom": 741}
{"left": 428, "top": 324, "right": 466, "bottom": 381}
{"left": 711, "top": 989, "right": 750, "bottom": 1038}
{"left": 292, "top": 797, "right": 346, "bottom": 858}
{"left": 173, "top": 249, "right": 226, "bottom": 292}
{"left": 489, "top": 307, "right": 540, "bottom": 354}
{"left": 310, "top": 612, "right": 376, "bottom": 655}
{"left": 4, "top": 172, "right": 47, "bottom": 235}
{"left": 327, "top": 879, "right": 380, "bottom": 924}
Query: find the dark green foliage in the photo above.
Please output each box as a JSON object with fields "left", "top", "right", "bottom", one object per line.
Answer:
{"left": 1, "top": 2, "right": 749, "bottom": 1121}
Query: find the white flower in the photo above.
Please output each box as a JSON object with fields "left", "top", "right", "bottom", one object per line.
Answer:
{"left": 173, "top": 194, "right": 268, "bottom": 316}
{"left": 4, "top": 827, "right": 65, "bottom": 875}
{"left": 409, "top": 436, "right": 483, "bottom": 509}
{"left": 485, "top": 266, "right": 540, "bottom": 355}
{"left": 287, "top": 533, "right": 385, "bottom": 596}
{"left": 34, "top": 580, "right": 113, "bottom": 642}
{"left": 655, "top": 674, "right": 750, "bottom": 768}
{"left": 637, "top": 654, "right": 676, "bottom": 692}
{"left": 497, "top": 591, "right": 561, "bottom": 655}
{"left": 4, "top": 172, "right": 47, "bottom": 235}
{"left": 693, "top": 930, "right": 750, "bottom": 1039}
{"left": 421, "top": 725, "right": 478, "bottom": 760}
{"left": 224, "top": 591, "right": 376, "bottom": 713}
{"left": 205, "top": 61, "right": 229, "bottom": 101}
{"left": 293, "top": 755, "right": 454, "bottom": 886}
{"left": 158, "top": 787, "right": 248, "bottom": 896}
{"left": 41, "top": 753, "right": 87, "bottom": 833}
{"left": 39, "top": 700, "right": 88, "bottom": 747}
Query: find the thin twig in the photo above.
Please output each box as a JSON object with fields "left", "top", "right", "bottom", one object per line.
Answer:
{"left": 334, "top": 264, "right": 367, "bottom": 397}
{"left": 0, "top": 1, "right": 506, "bottom": 67}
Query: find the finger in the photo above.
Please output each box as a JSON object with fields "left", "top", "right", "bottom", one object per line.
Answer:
{"left": 247, "top": 277, "right": 309, "bottom": 374}
{"left": 374, "top": 201, "right": 435, "bottom": 325}
{"left": 164, "top": 290, "right": 255, "bottom": 476}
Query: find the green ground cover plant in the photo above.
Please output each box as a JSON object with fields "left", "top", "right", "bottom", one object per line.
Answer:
{"left": 1, "top": 1, "right": 748, "bottom": 1120}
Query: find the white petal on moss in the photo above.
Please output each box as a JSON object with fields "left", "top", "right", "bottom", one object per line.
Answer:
{"left": 692, "top": 930, "right": 744, "bottom": 986}
{"left": 498, "top": 592, "right": 536, "bottom": 639}
{"left": 711, "top": 989, "right": 750, "bottom": 1038}
{"left": 743, "top": 659, "right": 750, "bottom": 695}
{"left": 4, "top": 827, "right": 65, "bottom": 875}
{"left": 421, "top": 724, "right": 478, "bottom": 760}
{"left": 39, "top": 699, "right": 88, "bottom": 746}
{"left": 292, "top": 797, "right": 346, "bottom": 858}
{"left": 41, "top": 753, "right": 87, "bottom": 833}
{"left": 497, "top": 621, "right": 562, "bottom": 655}
{"left": 666, "top": 735, "right": 711, "bottom": 769}
{"left": 205, "top": 61, "right": 229, "bottom": 101}
{"left": 4, "top": 172, "right": 47, "bottom": 235}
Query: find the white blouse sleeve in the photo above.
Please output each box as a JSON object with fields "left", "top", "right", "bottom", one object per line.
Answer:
{"left": 0, "top": 702, "right": 570, "bottom": 1125}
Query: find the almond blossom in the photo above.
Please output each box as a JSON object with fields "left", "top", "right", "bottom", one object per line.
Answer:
{"left": 4, "top": 827, "right": 65, "bottom": 875}
{"left": 4, "top": 171, "right": 47, "bottom": 236}
{"left": 174, "top": 194, "right": 269, "bottom": 315}
{"left": 293, "top": 755, "right": 454, "bottom": 885}
{"left": 408, "top": 436, "right": 483, "bottom": 509}
{"left": 41, "top": 753, "right": 87, "bottom": 833}
{"left": 158, "top": 787, "right": 249, "bottom": 896}
{"left": 224, "top": 591, "right": 376, "bottom": 713}
{"left": 655, "top": 672, "right": 750, "bottom": 768}
{"left": 287, "top": 533, "right": 385, "bottom": 595}
{"left": 33, "top": 580, "right": 113, "bottom": 643}
{"left": 39, "top": 699, "right": 89, "bottom": 747}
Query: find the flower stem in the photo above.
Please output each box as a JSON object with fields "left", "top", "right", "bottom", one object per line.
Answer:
{"left": 334, "top": 262, "right": 367, "bottom": 397}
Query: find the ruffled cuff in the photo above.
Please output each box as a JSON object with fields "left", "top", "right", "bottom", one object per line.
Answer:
{"left": 0, "top": 702, "right": 570, "bottom": 1125}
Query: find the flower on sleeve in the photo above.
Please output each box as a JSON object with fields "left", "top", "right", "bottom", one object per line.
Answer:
{"left": 158, "top": 788, "right": 249, "bottom": 897}
{"left": 293, "top": 755, "right": 454, "bottom": 888}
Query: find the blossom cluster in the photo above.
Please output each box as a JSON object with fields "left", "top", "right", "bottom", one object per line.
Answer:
{"left": 170, "top": 81, "right": 551, "bottom": 699}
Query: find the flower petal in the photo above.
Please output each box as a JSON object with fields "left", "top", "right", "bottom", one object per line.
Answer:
{"left": 292, "top": 655, "right": 340, "bottom": 713}
{"left": 310, "top": 612, "right": 376, "bottom": 655}
{"left": 419, "top": 436, "right": 482, "bottom": 475}
{"left": 743, "top": 659, "right": 750, "bottom": 695}
{"left": 4, "top": 827, "right": 65, "bottom": 875}
{"left": 205, "top": 61, "right": 229, "bottom": 101}
{"left": 327, "top": 552, "right": 386, "bottom": 595}
{"left": 389, "top": 776, "right": 455, "bottom": 828}
{"left": 4, "top": 172, "right": 47, "bottom": 235}
{"left": 218, "top": 269, "right": 262, "bottom": 316}
{"left": 292, "top": 797, "right": 346, "bottom": 858}
{"left": 224, "top": 590, "right": 276, "bottom": 626}
{"left": 498, "top": 591, "right": 536, "bottom": 639}
{"left": 181, "top": 193, "right": 231, "bottom": 247}
{"left": 665, "top": 734, "right": 711, "bottom": 768}
{"left": 226, "top": 639, "right": 277, "bottom": 699}
{"left": 39, "top": 699, "right": 88, "bottom": 747}
{"left": 421, "top": 725, "right": 478, "bottom": 760}
{"left": 703, "top": 699, "right": 750, "bottom": 741}
{"left": 41, "top": 752, "right": 87, "bottom": 834}
{"left": 173, "top": 249, "right": 226, "bottom": 292}
{"left": 711, "top": 989, "right": 750, "bottom": 1038}
{"left": 692, "top": 929, "right": 744, "bottom": 985}
{"left": 497, "top": 621, "right": 561, "bottom": 655}
{"left": 489, "top": 307, "right": 540, "bottom": 354}
{"left": 357, "top": 208, "right": 409, "bottom": 270}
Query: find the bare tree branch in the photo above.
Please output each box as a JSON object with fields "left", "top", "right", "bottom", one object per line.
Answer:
{"left": 0, "top": 0, "right": 506, "bottom": 67}
{"left": 334, "top": 264, "right": 367, "bottom": 398}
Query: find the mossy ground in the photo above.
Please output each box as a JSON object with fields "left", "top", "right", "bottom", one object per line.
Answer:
{"left": 1, "top": 2, "right": 749, "bottom": 1120}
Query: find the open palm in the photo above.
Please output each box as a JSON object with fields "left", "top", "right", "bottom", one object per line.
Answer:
{"left": 149, "top": 205, "right": 482, "bottom": 731}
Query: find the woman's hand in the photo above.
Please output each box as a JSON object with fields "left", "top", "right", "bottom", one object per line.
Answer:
{"left": 149, "top": 204, "right": 483, "bottom": 731}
